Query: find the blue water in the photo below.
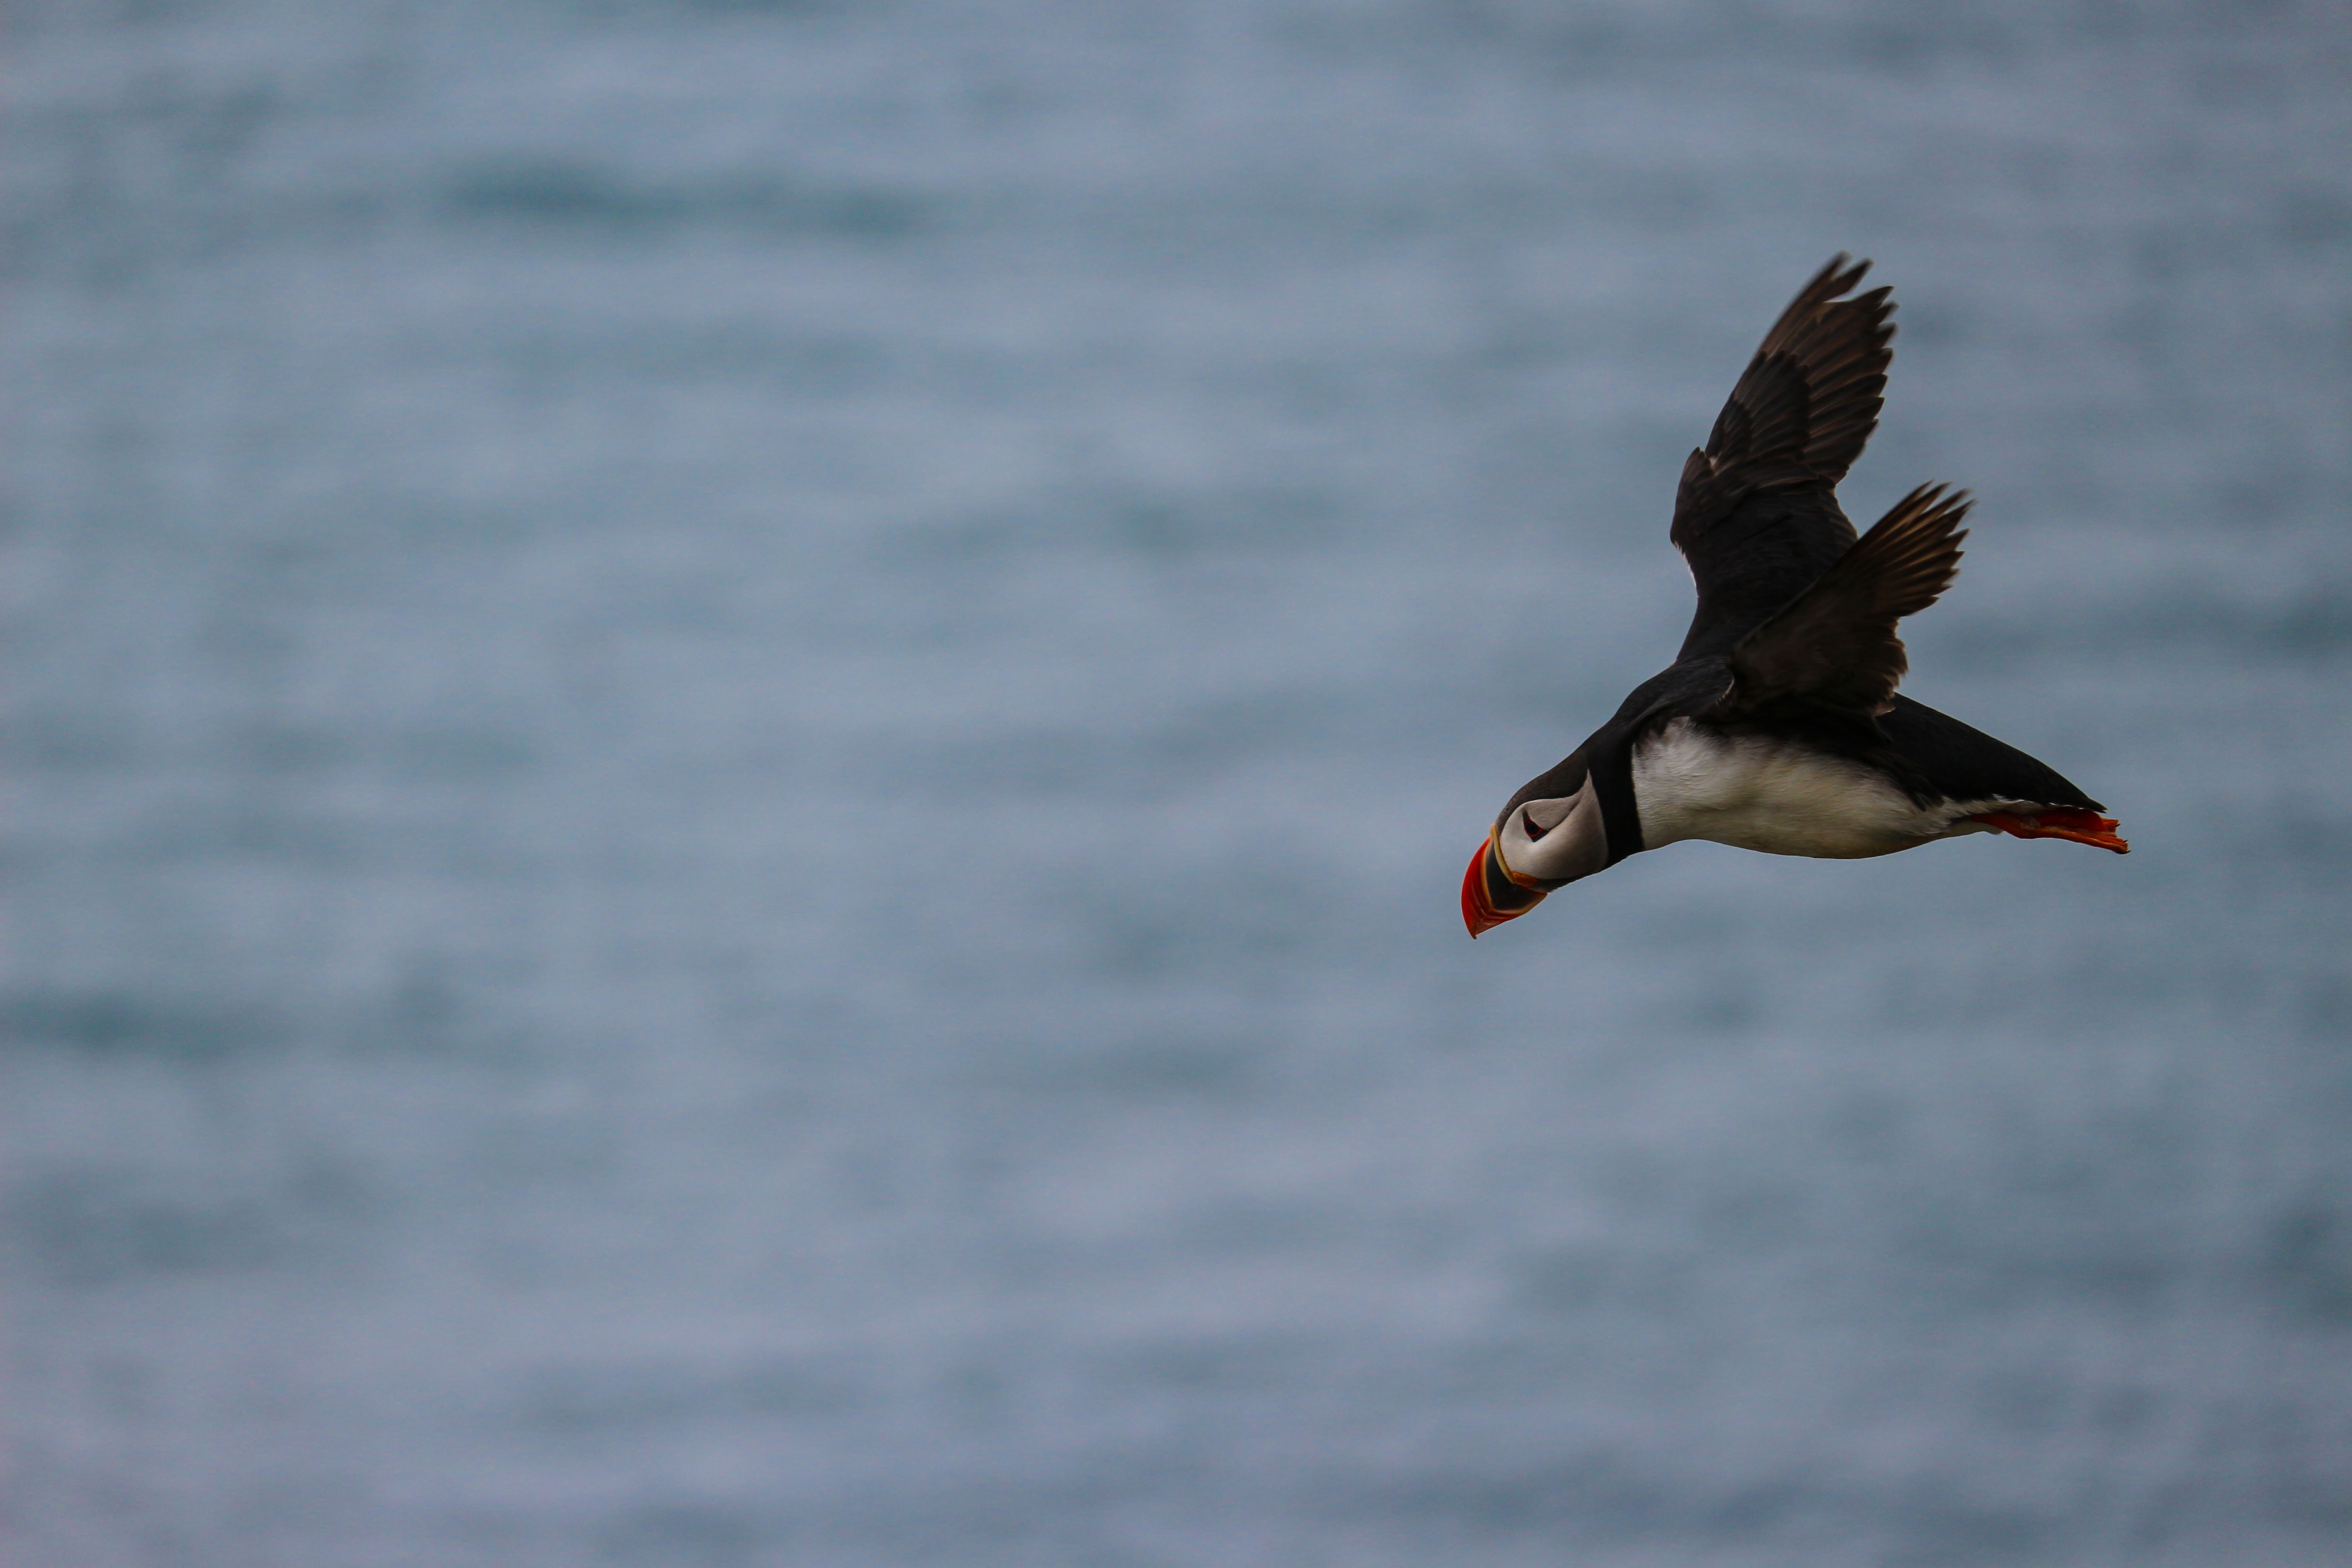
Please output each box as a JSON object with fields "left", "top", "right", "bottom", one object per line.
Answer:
{"left": 7, "top": 2, "right": 2351, "bottom": 1563}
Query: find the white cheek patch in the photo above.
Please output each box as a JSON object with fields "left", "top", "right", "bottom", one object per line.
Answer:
{"left": 1497, "top": 780, "right": 1607, "bottom": 883}
{"left": 1521, "top": 795, "right": 1578, "bottom": 837}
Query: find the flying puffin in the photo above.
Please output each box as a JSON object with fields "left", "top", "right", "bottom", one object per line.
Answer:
{"left": 1463, "top": 256, "right": 2127, "bottom": 938}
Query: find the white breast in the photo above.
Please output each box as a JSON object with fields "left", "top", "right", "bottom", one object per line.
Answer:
{"left": 1631, "top": 717, "right": 1990, "bottom": 860}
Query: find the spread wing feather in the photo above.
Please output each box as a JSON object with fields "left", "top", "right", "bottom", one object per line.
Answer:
{"left": 1711, "top": 484, "right": 1970, "bottom": 718}
{"left": 1671, "top": 256, "right": 1897, "bottom": 657}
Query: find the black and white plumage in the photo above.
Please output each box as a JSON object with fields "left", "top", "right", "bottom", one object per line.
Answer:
{"left": 1464, "top": 257, "right": 2127, "bottom": 937}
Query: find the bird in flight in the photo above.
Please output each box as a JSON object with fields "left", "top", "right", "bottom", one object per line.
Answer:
{"left": 1464, "top": 256, "right": 2127, "bottom": 938}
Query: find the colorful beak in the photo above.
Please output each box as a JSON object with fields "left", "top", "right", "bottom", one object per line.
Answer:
{"left": 1461, "top": 828, "right": 1549, "bottom": 937}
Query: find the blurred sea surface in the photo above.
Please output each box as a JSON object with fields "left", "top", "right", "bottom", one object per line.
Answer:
{"left": 6, "top": 1, "right": 2352, "bottom": 1563}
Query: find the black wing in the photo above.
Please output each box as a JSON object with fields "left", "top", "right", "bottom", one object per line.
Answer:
{"left": 1876, "top": 696, "right": 2105, "bottom": 813}
{"left": 1671, "top": 256, "right": 1896, "bottom": 658}
{"left": 1711, "top": 484, "right": 1969, "bottom": 719}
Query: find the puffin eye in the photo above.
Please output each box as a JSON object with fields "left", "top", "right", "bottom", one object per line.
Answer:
{"left": 1519, "top": 795, "right": 1580, "bottom": 842}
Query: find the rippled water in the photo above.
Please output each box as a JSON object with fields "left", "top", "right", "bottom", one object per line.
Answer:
{"left": 7, "top": 2, "right": 2351, "bottom": 1563}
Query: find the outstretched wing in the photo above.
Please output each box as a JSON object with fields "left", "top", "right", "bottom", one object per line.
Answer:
{"left": 1671, "top": 256, "right": 1897, "bottom": 658}
{"left": 1711, "top": 484, "right": 1970, "bottom": 719}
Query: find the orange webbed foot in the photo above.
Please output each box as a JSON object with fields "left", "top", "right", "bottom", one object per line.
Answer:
{"left": 1968, "top": 807, "right": 2130, "bottom": 854}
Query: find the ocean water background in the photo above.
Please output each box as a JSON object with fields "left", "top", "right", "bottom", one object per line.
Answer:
{"left": 6, "top": 1, "right": 2350, "bottom": 1563}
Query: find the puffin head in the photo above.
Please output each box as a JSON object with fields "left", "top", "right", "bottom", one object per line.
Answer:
{"left": 1461, "top": 753, "right": 1610, "bottom": 937}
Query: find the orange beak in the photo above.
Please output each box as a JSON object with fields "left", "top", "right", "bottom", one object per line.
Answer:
{"left": 1461, "top": 828, "right": 1550, "bottom": 937}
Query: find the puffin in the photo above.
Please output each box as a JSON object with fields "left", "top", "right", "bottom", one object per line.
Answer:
{"left": 1463, "top": 255, "right": 2127, "bottom": 938}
